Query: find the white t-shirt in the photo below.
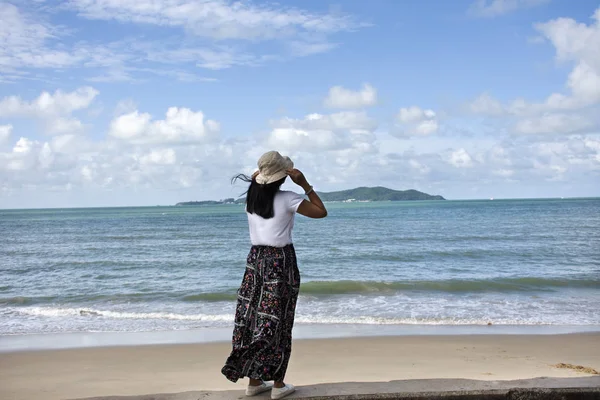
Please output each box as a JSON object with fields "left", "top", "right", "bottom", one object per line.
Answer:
{"left": 247, "top": 190, "right": 305, "bottom": 247}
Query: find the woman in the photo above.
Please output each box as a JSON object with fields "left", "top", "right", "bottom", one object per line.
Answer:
{"left": 222, "top": 151, "right": 327, "bottom": 399}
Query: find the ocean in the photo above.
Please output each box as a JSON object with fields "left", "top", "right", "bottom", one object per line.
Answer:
{"left": 1, "top": 198, "right": 599, "bottom": 341}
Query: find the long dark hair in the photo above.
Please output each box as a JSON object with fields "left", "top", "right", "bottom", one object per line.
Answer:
{"left": 232, "top": 174, "right": 286, "bottom": 219}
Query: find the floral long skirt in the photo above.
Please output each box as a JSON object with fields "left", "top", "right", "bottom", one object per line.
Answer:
{"left": 221, "top": 244, "right": 300, "bottom": 383}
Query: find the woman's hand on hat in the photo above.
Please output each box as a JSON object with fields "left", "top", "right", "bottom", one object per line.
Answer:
{"left": 251, "top": 170, "right": 260, "bottom": 180}
{"left": 286, "top": 168, "right": 309, "bottom": 188}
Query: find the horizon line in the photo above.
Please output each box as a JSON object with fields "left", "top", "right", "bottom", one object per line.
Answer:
{"left": 2, "top": 196, "right": 599, "bottom": 211}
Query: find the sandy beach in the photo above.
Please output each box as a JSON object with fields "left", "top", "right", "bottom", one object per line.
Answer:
{"left": 1, "top": 333, "right": 599, "bottom": 399}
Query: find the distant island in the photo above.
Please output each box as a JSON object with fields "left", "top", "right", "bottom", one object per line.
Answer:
{"left": 318, "top": 187, "right": 445, "bottom": 202}
{"left": 175, "top": 187, "right": 444, "bottom": 206}
{"left": 176, "top": 198, "right": 245, "bottom": 206}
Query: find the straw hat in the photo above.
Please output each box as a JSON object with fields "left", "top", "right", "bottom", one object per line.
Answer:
{"left": 255, "top": 151, "right": 294, "bottom": 184}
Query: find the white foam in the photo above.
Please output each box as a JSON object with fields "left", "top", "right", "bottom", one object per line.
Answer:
{"left": 294, "top": 315, "right": 544, "bottom": 326}
{"left": 12, "top": 306, "right": 547, "bottom": 326}
{"left": 3, "top": 293, "right": 599, "bottom": 336}
{"left": 16, "top": 307, "right": 233, "bottom": 322}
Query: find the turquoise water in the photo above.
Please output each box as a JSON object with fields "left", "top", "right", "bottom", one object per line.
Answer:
{"left": 1, "top": 199, "right": 599, "bottom": 335}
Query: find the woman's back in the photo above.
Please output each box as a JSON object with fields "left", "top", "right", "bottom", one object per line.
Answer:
{"left": 247, "top": 190, "right": 304, "bottom": 247}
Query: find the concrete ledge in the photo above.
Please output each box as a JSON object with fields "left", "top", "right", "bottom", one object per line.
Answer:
{"left": 299, "top": 388, "right": 600, "bottom": 400}
{"left": 507, "top": 388, "right": 600, "bottom": 400}
{"left": 76, "top": 377, "right": 600, "bottom": 400}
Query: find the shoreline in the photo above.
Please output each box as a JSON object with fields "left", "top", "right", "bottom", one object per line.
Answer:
{"left": 1, "top": 333, "right": 599, "bottom": 400}
{"left": 2, "top": 324, "right": 600, "bottom": 353}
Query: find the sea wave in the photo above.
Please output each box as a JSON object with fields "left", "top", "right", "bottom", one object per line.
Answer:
{"left": 14, "top": 307, "right": 234, "bottom": 322}
{"left": 0, "top": 292, "right": 172, "bottom": 306}
{"left": 0, "top": 296, "right": 33, "bottom": 305}
{"left": 299, "top": 277, "right": 600, "bottom": 295}
{"left": 8, "top": 306, "right": 548, "bottom": 326}
{"left": 171, "top": 277, "right": 600, "bottom": 302}
{"left": 3, "top": 277, "right": 597, "bottom": 307}
{"left": 182, "top": 293, "right": 237, "bottom": 302}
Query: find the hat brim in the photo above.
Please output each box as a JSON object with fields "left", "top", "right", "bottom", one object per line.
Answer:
{"left": 255, "top": 156, "right": 293, "bottom": 184}
{"left": 255, "top": 170, "right": 288, "bottom": 185}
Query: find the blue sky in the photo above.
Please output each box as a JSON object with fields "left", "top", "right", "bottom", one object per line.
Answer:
{"left": 1, "top": 0, "right": 599, "bottom": 208}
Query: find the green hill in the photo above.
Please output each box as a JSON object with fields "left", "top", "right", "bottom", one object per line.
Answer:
{"left": 317, "top": 187, "right": 445, "bottom": 202}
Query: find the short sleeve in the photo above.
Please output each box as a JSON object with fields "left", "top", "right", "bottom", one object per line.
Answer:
{"left": 286, "top": 191, "right": 305, "bottom": 213}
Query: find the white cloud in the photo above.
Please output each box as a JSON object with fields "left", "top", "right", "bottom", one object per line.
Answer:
{"left": 534, "top": 10, "right": 600, "bottom": 109}
{"left": 393, "top": 106, "right": 439, "bottom": 137}
{"left": 534, "top": 10, "right": 599, "bottom": 110}
{"left": 109, "top": 107, "right": 220, "bottom": 145}
{"left": 0, "top": 99, "right": 238, "bottom": 204}
{"left": 493, "top": 168, "right": 515, "bottom": 178}
{"left": 267, "top": 111, "right": 377, "bottom": 153}
{"left": 2, "top": 123, "right": 599, "bottom": 206}
{"left": 0, "top": 135, "right": 238, "bottom": 198}
{"left": 12, "top": 137, "right": 34, "bottom": 154}
{"left": 86, "top": 68, "right": 135, "bottom": 83}
{"left": 0, "top": 2, "right": 88, "bottom": 78}
{"left": 411, "top": 136, "right": 597, "bottom": 190}
{"left": 45, "top": 117, "right": 85, "bottom": 136}
{"left": 469, "top": 93, "right": 504, "bottom": 116}
{"left": 0, "top": 3, "right": 51, "bottom": 50}
{"left": 568, "top": 61, "right": 600, "bottom": 103}
{"left": 468, "top": 7, "right": 600, "bottom": 135}
{"left": 0, "top": 87, "right": 98, "bottom": 135}
{"left": 113, "top": 99, "right": 138, "bottom": 117}
{"left": 397, "top": 107, "right": 436, "bottom": 123}
{"left": 468, "top": 0, "right": 549, "bottom": 18}
{"left": 272, "top": 111, "right": 377, "bottom": 133}
{"left": 139, "top": 148, "right": 177, "bottom": 166}
{"left": 195, "top": 49, "right": 260, "bottom": 70}
{"left": 288, "top": 41, "right": 338, "bottom": 57}
{"left": 0, "top": 124, "right": 12, "bottom": 144}
{"left": 324, "top": 84, "right": 377, "bottom": 109}
{"left": 268, "top": 127, "right": 339, "bottom": 152}
{"left": 126, "top": 67, "right": 218, "bottom": 83}
{"left": 109, "top": 111, "right": 151, "bottom": 140}
{"left": 66, "top": 0, "right": 361, "bottom": 40}
{"left": 80, "top": 165, "right": 94, "bottom": 182}
{"left": 515, "top": 113, "right": 597, "bottom": 135}
{"left": 0, "top": 137, "right": 42, "bottom": 171}
{"left": 140, "top": 45, "right": 261, "bottom": 70}
{"left": 0, "top": 6, "right": 162, "bottom": 83}
{"left": 58, "top": 0, "right": 362, "bottom": 73}
{"left": 0, "top": 87, "right": 98, "bottom": 118}
{"left": 50, "top": 134, "right": 90, "bottom": 155}
{"left": 414, "top": 120, "right": 439, "bottom": 136}
{"left": 2, "top": 2, "right": 365, "bottom": 82}
{"left": 448, "top": 148, "right": 474, "bottom": 168}
{"left": 536, "top": 9, "right": 600, "bottom": 69}
{"left": 409, "top": 159, "right": 431, "bottom": 175}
